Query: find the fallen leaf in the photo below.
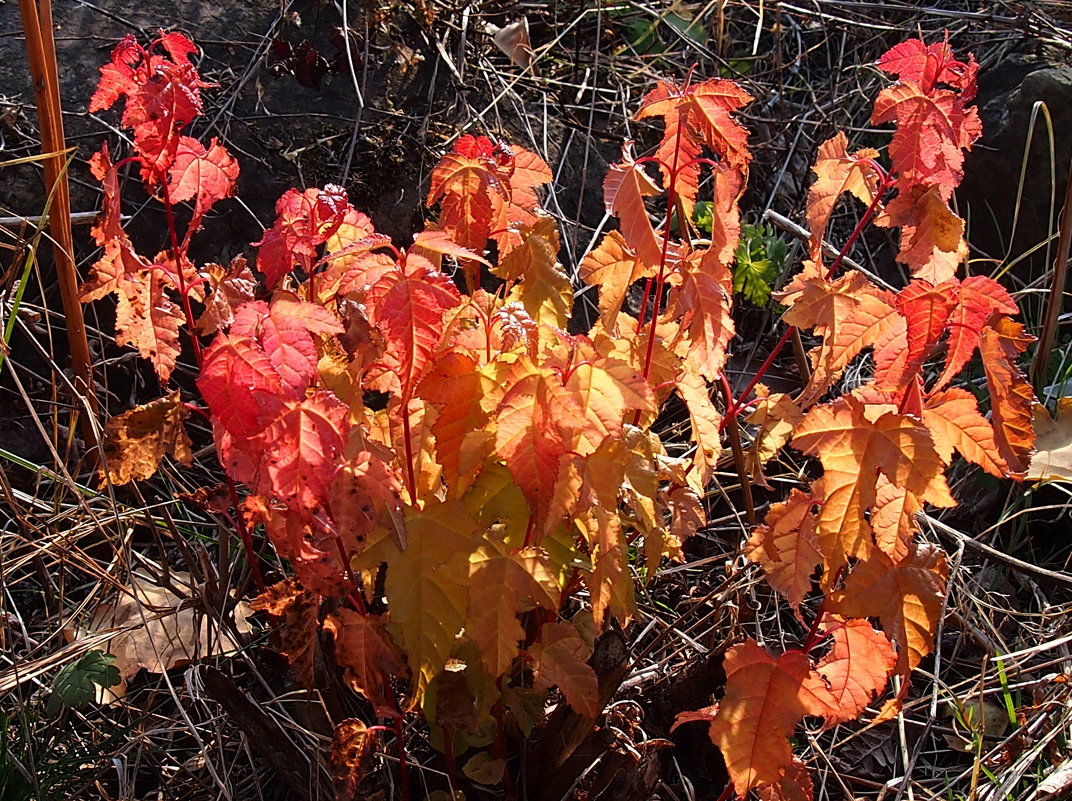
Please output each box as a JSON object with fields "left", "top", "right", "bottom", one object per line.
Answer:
{"left": 79, "top": 571, "right": 250, "bottom": 700}
{"left": 1027, "top": 398, "right": 1072, "bottom": 483}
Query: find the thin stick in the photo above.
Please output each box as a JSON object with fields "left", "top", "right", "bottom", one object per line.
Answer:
{"left": 17, "top": 0, "right": 99, "bottom": 457}
{"left": 1032, "top": 156, "right": 1072, "bottom": 393}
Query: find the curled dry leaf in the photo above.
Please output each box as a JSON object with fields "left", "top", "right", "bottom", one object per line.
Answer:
{"left": 250, "top": 579, "right": 320, "bottom": 689}
{"left": 101, "top": 391, "right": 192, "bottom": 485}
{"left": 330, "top": 718, "right": 377, "bottom": 801}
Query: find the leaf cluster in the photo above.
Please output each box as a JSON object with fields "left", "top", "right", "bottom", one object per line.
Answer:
{"left": 79, "top": 33, "right": 1037, "bottom": 798}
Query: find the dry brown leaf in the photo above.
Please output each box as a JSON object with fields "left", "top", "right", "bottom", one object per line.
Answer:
{"left": 330, "top": 718, "right": 377, "bottom": 801}
{"left": 80, "top": 571, "right": 250, "bottom": 699}
{"left": 101, "top": 391, "right": 192, "bottom": 484}
{"left": 1027, "top": 398, "right": 1072, "bottom": 483}
{"left": 250, "top": 579, "right": 320, "bottom": 689}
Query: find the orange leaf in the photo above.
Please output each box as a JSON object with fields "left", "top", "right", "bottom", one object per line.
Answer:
{"left": 923, "top": 387, "right": 1008, "bottom": 477}
{"left": 674, "top": 366, "right": 723, "bottom": 487}
{"left": 792, "top": 394, "right": 953, "bottom": 571}
{"left": 745, "top": 385, "right": 803, "bottom": 487}
{"left": 603, "top": 147, "right": 664, "bottom": 268}
{"left": 782, "top": 273, "right": 900, "bottom": 406}
{"left": 506, "top": 145, "right": 552, "bottom": 213}
{"left": 814, "top": 619, "right": 896, "bottom": 726}
{"left": 635, "top": 78, "right": 751, "bottom": 225}
{"left": 324, "top": 608, "right": 407, "bottom": 715}
{"left": 196, "top": 256, "right": 257, "bottom": 335}
{"left": 870, "top": 475, "right": 918, "bottom": 562}
{"left": 500, "top": 215, "right": 573, "bottom": 329}
{"left": 578, "top": 231, "right": 655, "bottom": 327}
{"left": 468, "top": 536, "right": 559, "bottom": 677}
{"left": 877, "top": 186, "right": 966, "bottom": 282}
{"left": 979, "top": 316, "right": 1036, "bottom": 476}
{"left": 531, "top": 622, "right": 600, "bottom": 718}
{"left": 756, "top": 758, "right": 813, "bottom": 801}
{"left": 415, "top": 352, "right": 494, "bottom": 496}
{"left": 672, "top": 251, "right": 736, "bottom": 382}
{"left": 577, "top": 505, "right": 634, "bottom": 629}
{"left": 567, "top": 355, "right": 656, "bottom": 449}
{"left": 702, "top": 639, "right": 834, "bottom": 794}
{"left": 495, "top": 361, "right": 588, "bottom": 534}
{"left": 101, "top": 391, "right": 192, "bottom": 484}
{"left": 828, "top": 542, "right": 949, "bottom": 675}
{"left": 745, "top": 487, "right": 822, "bottom": 611}
{"left": 426, "top": 137, "right": 508, "bottom": 254}
{"left": 805, "top": 133, "right": 880, "bottom": 264}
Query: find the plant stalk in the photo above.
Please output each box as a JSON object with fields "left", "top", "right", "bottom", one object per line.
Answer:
{"left": 18, "top": 0, "right": 99, "bottom": 457}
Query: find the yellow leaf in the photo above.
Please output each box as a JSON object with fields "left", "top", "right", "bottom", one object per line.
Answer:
{"left": 356, "top": 500, "right": 479, "bottom": 705}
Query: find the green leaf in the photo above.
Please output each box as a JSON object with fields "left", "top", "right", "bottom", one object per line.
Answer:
{"left": 733, "top": 223, "right": 786, "bottom": 307}
{"left": 694, "top": 200, "right": 713, "bottom": 235}
{"left": 47, "top": 650, "right": 121, "bottom": 715}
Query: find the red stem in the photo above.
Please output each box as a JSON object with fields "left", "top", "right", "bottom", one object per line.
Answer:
{"left": 227, "top": 481, "right": 264, "bottom": 591}
{"left": 720, "top": 176, "right": 894, "bottom": 428}
{"left": 383, "top": 681, "right": 410, "bottom": 801}
{"left": 158, "top": 175, "right": 204, "bottom": 366}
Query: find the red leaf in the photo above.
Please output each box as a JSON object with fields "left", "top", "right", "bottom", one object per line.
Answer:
{"left": 495, "top": 361, "right": 588, "bottom": 534}
{"left": 255, "top": 185, "right": 352, "bottom": 288}
{"left": 167, "top": 136, "right": 238, "bottom": 214}
{"left": 198, "top": 332, "right": 285, "bottom": 438}
{"left": 872, "top": 82, "right": 981, "bottom": 199}
{"left": 877, "top": 39, "right": 978, "bottom": 100}
{"left": 934, "top": 275, "right": 1018, "bottom": 391}
{"left": 261, "top": 391, "right": 348, "bottom": 509}
{"left": 895, "top": 278, "right": 959, "bottom": 374}
{"left": 89, "top": 34, "right": 142, "bottom": 113}
{"left": 229, "top": 297, "right": 343, "bottom": 399}
{"left": 366, "top": 269, "right": 462, "bottom": 398}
